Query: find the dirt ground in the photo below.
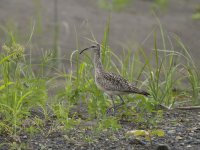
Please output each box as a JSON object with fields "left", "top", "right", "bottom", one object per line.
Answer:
{"left": 21, "top": 109, "right": 200, "bottom": 150}
{"left": 0, "top": 107, "right": 200, "bottom": 150}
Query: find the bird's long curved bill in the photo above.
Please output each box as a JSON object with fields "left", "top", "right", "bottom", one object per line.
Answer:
{"left": 79, "top": 45, "right": 96, "bottom": 54}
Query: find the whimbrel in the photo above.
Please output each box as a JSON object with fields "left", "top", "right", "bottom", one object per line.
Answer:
{"left": 80, "top": 43, "right": 149, "bottom": 114}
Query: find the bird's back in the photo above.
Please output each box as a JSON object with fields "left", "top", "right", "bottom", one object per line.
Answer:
{"left": 95, "top": 71, "right": 148, "bottom": 96}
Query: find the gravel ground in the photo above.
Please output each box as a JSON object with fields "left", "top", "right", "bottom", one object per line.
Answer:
{"left": 1, "top": 109, "right": 200, "bottom": 150}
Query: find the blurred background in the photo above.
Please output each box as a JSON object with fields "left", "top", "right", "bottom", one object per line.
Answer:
{"left": 0, "top": 0, "right": 199, "bottom": 65}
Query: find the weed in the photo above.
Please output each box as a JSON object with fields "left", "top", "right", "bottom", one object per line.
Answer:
{"left": 192, "top": 5, "right": 200, "bottom": 20}
{"left": 0, "top": 32, "right": 47, "bottom": 138}
{"left": 126, "top": 129, "right": 165, "bottom": 145}
{"left": 98, "top": 0, "right": 131, "bottom": 11}
{"left": 97, "top": 116, "right": 121, "bottom": 131}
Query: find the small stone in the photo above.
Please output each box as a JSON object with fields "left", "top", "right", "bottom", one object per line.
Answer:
{"left": 129, "top": 139, "right": 146, "bottom": 145}
{"left": 186, "top": 145, "right": 192, "bottom": 148}
{"left": 180, "top": 143, "right": 184, "bottom": 146}
{"left": 185, "top": 119, "right": 189, "bottom": 122}
{"left": 189, "top": 133, "right": 194, "bottom": 136}
{"left": 185, "top": 140, "right": 193, "bottom": 144}
{"left": 22, "top": 135, "right": 27, "bottom": 139}
{"left": 192, "top": 127, "right": 198, "bottom": 130}
{"left": 156, "top": 144, "right": 170, "bottom": 150}
{"left": 193, "top": 140, "right": 200, "bottom": 144}
{"left": 175, "top": 136, "right": 183, "bottom": 140}
{"left": 168, "top": 130, "right": 176, "bottom": 134}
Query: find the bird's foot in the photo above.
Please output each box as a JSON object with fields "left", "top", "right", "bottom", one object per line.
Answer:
{"left": 106, "top": 107, "right": 116, "bottom": 116}
{"left": 106, "top": 103, "right": 124, "bottom": 116}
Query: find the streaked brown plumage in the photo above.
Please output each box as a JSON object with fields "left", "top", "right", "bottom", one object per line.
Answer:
{"left": 80, "top": 43, "right": 149, "bottom": 113}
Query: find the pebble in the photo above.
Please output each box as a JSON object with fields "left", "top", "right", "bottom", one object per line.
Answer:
{"left": 22, "top": 135, "right": 27, "bottom": 139}
{"left": 193, "top": 140, "right": 200, "bottom": 145}
{"left": 175, "top": 136, "right": 183, "bottom": 140}
{"left": 189, "top": 133, "right": 194, "bottom": 136}
{"left": 186, "top": 145, "right": 192, "bottom": 148}
{"left": 180, "top": 143, "right": 184, "bottom": 146}
{"left": 167, "top": 130, "right": 176, "bottom": 134}
{"left": 185, "top": 140, "right": 193, "bottom": 144}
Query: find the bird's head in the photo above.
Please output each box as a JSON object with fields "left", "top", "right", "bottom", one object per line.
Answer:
{"left": 79, "top": 43, "right": 100, "bottom": 54}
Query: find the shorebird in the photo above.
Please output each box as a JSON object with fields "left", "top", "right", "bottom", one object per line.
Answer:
{"left": 80, "top": 43, "right": 149, "bottom": 114}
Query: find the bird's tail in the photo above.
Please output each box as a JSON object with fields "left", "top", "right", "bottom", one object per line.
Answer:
{"left": 129, "top": 83, "right": 150, "bottom": 97}
{"left": 138, "top": 90, "right": 150, "bottom": 97}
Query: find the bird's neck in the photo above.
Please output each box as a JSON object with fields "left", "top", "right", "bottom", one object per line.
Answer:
{"left": 94, "top": 49, "right": 103, "bottom": 73}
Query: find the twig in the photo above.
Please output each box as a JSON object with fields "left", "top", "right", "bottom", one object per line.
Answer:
{"left": 173, "top": 106, "right": 200, "bottom": 110}
{"left": 156, "top": 104, "right": 200, "bottom": 110}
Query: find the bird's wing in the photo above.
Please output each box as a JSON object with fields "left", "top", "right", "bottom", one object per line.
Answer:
{"left": 97, "top": 72, "right": 148, "bottom": 95}
{"left": 98, "top": 72, "right": 132, "bottom": 92}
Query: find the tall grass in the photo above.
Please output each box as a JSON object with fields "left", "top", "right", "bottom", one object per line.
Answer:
{"left": 0, "top": 35, "right": 47, "bottom": 137}
{"left": 67, "top": 23, "right": 199, "bottom": 130}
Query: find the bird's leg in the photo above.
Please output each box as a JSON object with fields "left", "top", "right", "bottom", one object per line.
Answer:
{"left": 106, "top": 95, "right": 125, "bottom": 115}
{"left": 112, "top": 95, "right": 125, "bottom": 113}
{"left": 106, "top": 96, "right": 116, "bottom": 115}
{"left": 117, "top": 95, "right": 125, "bottom": 107}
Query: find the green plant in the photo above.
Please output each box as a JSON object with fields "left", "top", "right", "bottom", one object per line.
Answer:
{"left": 173, "top": 35, "right": 200, "bottom": 105}
{"left": 126, "top": 129, "right": 165, "bottom": 145}
{"left": 97, "top": 0, "right": 169, "bottom": 12}
{"left": 51, "top": 101, "right": 81, "bottom": 129}
{"left": 97, "top": 116, "right": 121, "bottom": 131}
{"left": 192, "top": 5, "right": 200, "bottom": 20}
{"left": 98, "top": 0, "right": 131, "bottom": 11}
{"left": 0, "top": 32, "right": 47, "bottom": 138}
{"left": 152, "top": 0, "right": 169, "bottom": 10}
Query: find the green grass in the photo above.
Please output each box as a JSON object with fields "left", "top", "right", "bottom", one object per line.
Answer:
{"left": 0, "top": 19, "right": 199, "bottom": 149}
{"left": 192, "top": 5, "right": 200, "bottom": 20}
{"left": 97, "top": 0, "right": 169, "bottom": 12}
